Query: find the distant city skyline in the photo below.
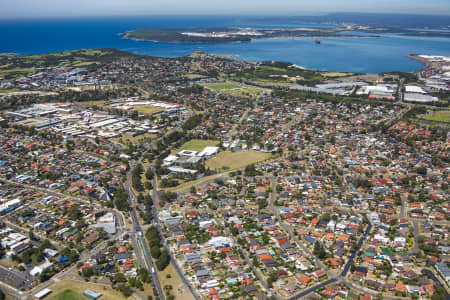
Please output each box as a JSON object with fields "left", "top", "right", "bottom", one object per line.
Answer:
{"left": 1, "top": 0, "right": 450, "bottom": 19}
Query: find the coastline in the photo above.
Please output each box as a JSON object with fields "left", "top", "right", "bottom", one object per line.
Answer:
{"left": 121, "top": 33, "right": 379, "bottom": 44}
{"left": 406, "top": 54, "right": 428, "bottom": 72}
{"left": 119, "top": 27, "right": 381, "bottom": 44}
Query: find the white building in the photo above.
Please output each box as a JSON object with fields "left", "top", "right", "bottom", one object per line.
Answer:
{"left": 405, "top": 85, "right": 426, "bottom": 94}
{"left": 30, "top": 260, "right": 53, "bottom": 277}
{"left": 91, "top": 212, "right": 116, "bottom": 234}
{"left": 198, "top": 146, "right": 220, "bottom": 158}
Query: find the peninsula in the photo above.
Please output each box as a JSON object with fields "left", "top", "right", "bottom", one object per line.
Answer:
{"left": 122, "top": 27, "right": 366, "bottom": 43}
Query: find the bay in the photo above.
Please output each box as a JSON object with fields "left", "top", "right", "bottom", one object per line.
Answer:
{"left": 1, "top": 15, "right": 449, "bottom": 73}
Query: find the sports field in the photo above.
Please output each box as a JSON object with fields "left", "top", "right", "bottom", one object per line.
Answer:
{"left": 420, "top": 110, "right": 450, "bottom": 123}
{"left": 206, "top": 150, "right": 272, "bottom": 170}
{"left": 133, "top": 105, "right": 164, "bottom": 115}
{"left": 47, "top": 279, "right": 127, "bottom": 300}
{"left": 175, "top": 139, "right": 220, "bottom": 152}
{"left": 202, "top": 81, "right": 265, "bottom": 97}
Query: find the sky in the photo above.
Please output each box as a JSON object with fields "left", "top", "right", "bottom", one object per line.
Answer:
{"left": 1, "top": 0, "right": 450, "bottom": 19}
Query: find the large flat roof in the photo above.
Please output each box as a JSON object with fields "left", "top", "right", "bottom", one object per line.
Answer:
{"left": 34, "top": 288, "right": 52, "bottom": 299}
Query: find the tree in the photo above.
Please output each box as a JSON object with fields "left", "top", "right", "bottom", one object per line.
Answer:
{"left": 67, "top": 205, "right": 82, "bottom": 220}
{"left": 320, "top": 213, "right": 331, "bottom": 222}
{"left": 138, "top": 269, "right": 150, "bottom": 283}
{"left": 431, "top": 287, "right": 447, "bottom": 300}
{"left": 313, "top": 241, "right": 327, "bottom": 259}
{"left": 118, "top": 284, "right": 133, "bottom": 297}
{"left": 156, "top": 250, "right": 170, "bottom": 271}
{"left": 114, "top": 272, "right": 127, "bottom": 283}
{"left": 145, "top": 181, "right": 153, "bottom": 190}
{"left": 114, "top": 187, "right": 130, "bottom": 211}
{"left": 145, "top": 168, "right": 154, "bottom": 180}
{"left": 82, "top": 267, "right": 94, "bottom": 278}
{"left": 150, "top": 245, "right": 161, "bottom": 259}
{"left": 244, "top": 164, "right": 258, "bottom": 176}
{"left": 416, "top": 166, "right": 427, "bottom": 175}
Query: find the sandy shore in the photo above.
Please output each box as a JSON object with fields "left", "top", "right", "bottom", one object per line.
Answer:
{"left": 406, "top": 54, "right": 428, "bottom": 72}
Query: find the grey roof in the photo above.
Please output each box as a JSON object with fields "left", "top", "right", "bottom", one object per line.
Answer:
{"left": 195, "top": 269, "right": 210, "bottom": 277}
{"left": 113, "top": 253, "right": 131, "bottom": 260}
{"left": 185, "top": 253, "right": 201, "bottom": 261}
{"left": 436, "top": 262, "right": 450, "bottom": 277}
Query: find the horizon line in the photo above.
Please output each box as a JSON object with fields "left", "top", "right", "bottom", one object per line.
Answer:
{"left": 1, "top": 11, "right": 450, "bottom": 21}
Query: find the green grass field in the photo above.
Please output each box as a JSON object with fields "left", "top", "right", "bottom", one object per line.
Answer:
{"left": 221, "top": 87, "right": 266, "bottom": 97}
{"left": 202, "top": 81, "right": 265, "bottom": 97}
{"left": 31, "top": 49, "right": 105, "bottom": 58}
{"left": 0, "top": 88, "right": 21, "bottom": 93}
{"left": 133, "top": 105, "right": 164, "bottom": 115}
{"left": 0, "top": 67, "right": 36, "bottom": 79}
{"left": 206, "top": 150, "right": 272, "bottom": 171}
{"left": 77, "top": 100, "right": 108, "bottom": 107}
{"left": 114, "top": 132, "right": 157, "bottom": 145}
{"left": 420, "top": 110, "right": 450, "bottom": 123}
{"left": 258, "top": 65, "right": 286, "bottom": 73}
{"left": 48, "top": 289, "right": 78, "bottom": 300}
{"left": 47, "top": 279, "right": 128, "bottom": 300}
{"left": 176, "top": 139, "right": 220, "bottom": 152}
{"left": 158, "top": 263, "right": 195, "bottom": 300}
{"left": 202, "top": 82, "right": 242, "bottom": 90}
{"left": 184, "top": 74, "right": 206, "bottom": 79}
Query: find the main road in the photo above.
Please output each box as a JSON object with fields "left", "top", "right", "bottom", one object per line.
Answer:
{"left": 151, "top": 168, "right": 201, "bottom": 300}
{"left": 125, "top": 164, "right": 165, "bottom": 300}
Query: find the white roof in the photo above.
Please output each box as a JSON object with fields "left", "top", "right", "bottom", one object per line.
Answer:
{"left": 404, "top": 93, "right": 439, "bottom": 103}
{"left": 177, "top": 149, "right": 198, "bottom": 156}
{"left": 198, "top": 146, "right": 219, "bottom": 157}
{"left": 34, "top": 288, "right": 52, "bottom": 299}
{"left": 405, "top": 85, "right": 425, "bottom": 94}
{"left": 163, "top": 155, "right": 178, "bottom": 162}
{"left": 43, "top": 248, "right": 58, "bottom": 257}
{"left": 168, "top": 166, "right": 197, "bottom": 174}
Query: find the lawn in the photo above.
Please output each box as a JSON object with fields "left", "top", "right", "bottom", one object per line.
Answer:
{"left": 114, "top": 132, "right": 157, "bottom": 145}
{"left": 73, "top": 61, "right": 100, "bottom": 67}
{"left": 143, "top": 283, "right": 155, "bottom": 300}
{"left": 78, "top": 49, "right": 105, "bottom": 56}
{"left": 206, "top": 150, "right": 272, "bottom": 171}
{"left": 47, "top": 279, "right": 128, "bottom": 300}
{"left": 184, "top": 74, "right": 206, "bottom": 79}
{"left": 321, "top": 72, "right": 353, "bottom": 77}
{"left": 33, "top": 49, "right": 105, "bottom": 58}
{"left": 222, "top": 87, "right": 266, "bottom": 97}
{"left": 175, "top": 139, "right": 220, "bottom": 153}
{"left": 259, "top": 65, "right": 287, "bottom": 73}
{"left": 0, "top": 258, "right": 17, "bottom": 269}
{"left": 0, "top": 67, "right": 36, "bottom": 79}
{"left": 420, "top": 110, "right": 450, "bottom": 123}
{"left": 133, "top": 105, "right": 164, "bottom": 115}
{"left": 77, "top": 100, "right": 108, "bottom": 107}
{"left": 202, "top": 82, "right": 242, "bottom": 90}
{"left": 158, "top": 263, "right": 195, "bottom": 300}
{"left": 48, "top": 289, "right": 78, "bottom": 300}
{"left": 0, "top": 88, "right": 20, "bottom": 93}
{"left": 203, "top": 81, "right": 265, "bottom": 97}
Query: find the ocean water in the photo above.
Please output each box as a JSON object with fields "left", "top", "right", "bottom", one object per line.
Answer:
{"left": 1, "top": 16, "right": 450, "bottom": 73}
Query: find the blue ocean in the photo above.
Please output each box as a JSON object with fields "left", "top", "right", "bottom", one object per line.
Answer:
{"left": 1, "top": 15, "right": 450, "bottom": 73}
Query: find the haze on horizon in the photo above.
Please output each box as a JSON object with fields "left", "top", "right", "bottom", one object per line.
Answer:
{"left": 1, "top": 0, "right": 450, "bottom": 19}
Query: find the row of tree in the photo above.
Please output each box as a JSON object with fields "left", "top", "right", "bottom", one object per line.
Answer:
{"left": 145, "top": 227, "right": 170, "bottom": 270}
